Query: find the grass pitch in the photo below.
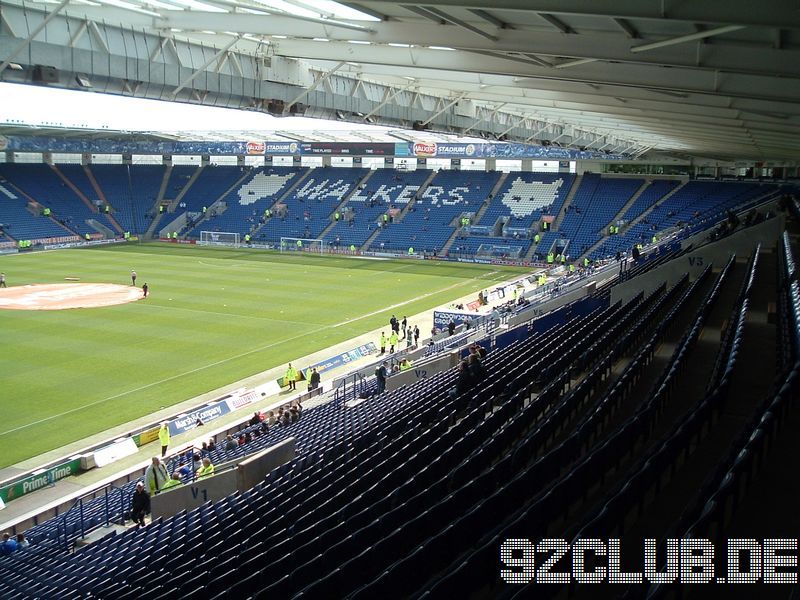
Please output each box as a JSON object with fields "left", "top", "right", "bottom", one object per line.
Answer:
{"left": 0, "top": 243, "right": 529, "bottom": 468}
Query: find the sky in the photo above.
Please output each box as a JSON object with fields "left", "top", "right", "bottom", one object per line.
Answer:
{"left": 0, "top": 82, "right": 397, "bottom": 135}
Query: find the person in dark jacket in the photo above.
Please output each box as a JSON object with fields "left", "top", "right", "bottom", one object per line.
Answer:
{"left": 451, "top": 360, "right": 474, "bottom": 398}
{"left": 130, "top": 482, "right": 151, "bottom": 528}
{"left": 309, "top": 368, "right": 320, "bottom": 390}
{"left": 375, "top": 362, "right": 388, "bottom": 394}
{"left": 468, "top": 354, "right": 486, "bottom": 382}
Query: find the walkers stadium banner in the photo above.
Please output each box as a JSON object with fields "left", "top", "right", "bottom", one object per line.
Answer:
{"left": 1, "top": 136, "right": 628, "bottom": 161}
{"left": 0, "top": 458, "right": 82, "bottom": 504}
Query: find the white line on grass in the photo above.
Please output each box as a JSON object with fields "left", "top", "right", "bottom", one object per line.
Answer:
{"left": 147, "top": 303, "right": 317, "bottom": 326}
{"left": 0, "top": 269, "right": 499, "bottom": 438}
{"left": 331, "top": 271, "right": 497, "bottom": 328}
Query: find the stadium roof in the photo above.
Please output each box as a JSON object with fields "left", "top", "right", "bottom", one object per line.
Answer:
{"left": 0, "top": 83, "right": 488, "bottom": 144}
{"left": 0, "top": 0, "right": 798, "bottom": 161}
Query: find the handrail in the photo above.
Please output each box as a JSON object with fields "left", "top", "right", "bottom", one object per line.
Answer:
{"left": 55, "top": 482, "right": 126, "bottom": 550}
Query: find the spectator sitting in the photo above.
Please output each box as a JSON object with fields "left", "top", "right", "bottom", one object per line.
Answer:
{"left": 267, "top": 410, "right": 277, "bottom": 426}
{"left": 178, "top": 460, "right": 192, "bottom": 478}
{"left": 161, "top": 472, "right": 183, "bottom": 491}
{"left": 450, "top": 360, "right": 474, "bottom": 398}
{"left": 207, "top": 438, "right": 216, "bottom": 452}
{"left": 224, "top": 435, "right": 237, "bottom": 451}
{"left": 0, "top": 533, "right": 18, "bottom": 556}
{"left": 15, "top": 533, "right": 29, "bottom": 549}
{"left": 249, "top": 411, "right": 262, "bottom": 426}
{"left": 197, "top": 457, "right": 215, "bottom": 479}
{"left": 280, "top": 410, "right": 291, "bottom": 427}
{"left": 468, "top": 354, "right": 486, "bottom": 382}
{"left": 200, "top": 441, "right": 209, "bottom": 456}
{"left": 237, "top": 433, "right": 246, "bottom": 446}
{"left": 244, "top": 432, "right": 253, "bottom": 444}
{"left": 260, "top": 420, "right": 270, "bottom": 435}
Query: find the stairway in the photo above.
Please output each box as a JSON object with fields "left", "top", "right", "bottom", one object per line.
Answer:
{"left": 247, "top": 168, "right": 315, "bottom": 239}
{"left": 579, "top": 179, "right": 685, "bottom": 259}
{"left": 184, "top": 170, "right": 252, "bottom": 235}
{"left": 611, "top": 178, "right": 650, "bottom": 224}
{"left": 439, "top": 228, "right": 462, "bottom": 256}
{"left": 170, "top": 166, "right": 204, "bottom": 210}
{"left": 144, "top": 213, "right": 164, "bottom": 240}
{"left": 83, "top": 166, "right": 108, "bottom": 205}
{"left": 622, "top": 180, "right": 687, "bottom": 234}
{"left": 318, "top": 170, "right": 376, "bottom": 240}
{"left": 471, "top": 173, "right": 506, "bottom": 225}
{"left": 360, "top": 224, "right": 384, "bottom": 252}
{"left": 551, "top": 174, "right": 582, "bottom": 231}
{"left": 392, "top": 171, "right": 436, "bottom": 224}
{"left": 50, "top": 165, "right": 96, "bottom": 212}
{"left": 155, "top": 165, "right": 172, "bottom": 206}
{"left": 416, "top": 169, "right": 439, "bottom": 197}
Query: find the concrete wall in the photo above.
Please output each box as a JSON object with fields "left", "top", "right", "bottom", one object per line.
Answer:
{"left": 611, "top": 216, "right": 784, "bottom": 305}
{"left": 385, "top": 351, "right": 460, "bottom": 392}
{"left": 150, "top": 469, "right": 238, "bottom": 520}
{"left": 508, "top": 266, "right": 617, "bottom": 328}
{"left": 236, "top": 438, "right": 296, "bottom": 492}
{"left": 150, "top": 437, "right": 295, "bottom": 520}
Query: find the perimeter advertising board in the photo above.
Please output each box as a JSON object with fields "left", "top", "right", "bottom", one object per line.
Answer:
{"left": 0, "top": 137, "right": 628, "bottom": 160}
{"left": 0, "top": 458, "right": 82, "bottom": 504}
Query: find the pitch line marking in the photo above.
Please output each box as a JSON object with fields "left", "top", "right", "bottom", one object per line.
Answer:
{"left": 0, "top": 269, "right": 498, "bottom": 438}
{"left": 148, "top": 303, "right": 317, "bottom": 326}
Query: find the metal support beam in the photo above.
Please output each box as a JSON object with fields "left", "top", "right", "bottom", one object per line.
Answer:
{"left": 463, "top": 102, "right": 506, "bottom": 134}
{"left": 420, "top": 92, "right": 467, "bottom": 126}
{"left": 68, "top": 20, "right": 88, "bottom": 48}
{"left": 775, "top": 29, "right": 786, "bottom": 50}
{"left": 423, "top": 7, "right": 499, "bottom": 42}
{"left": 402, "top": 5, "right": 446, "bottom": 24}
{"left": 525, "top": 125, "right": 551, "bottom": 143}
{"left": 498, "top": 115, "right": 527, "bottom": 137}
{"left": 285, "top": 61, "right": 346, "bottom": 112}
{"left": 468, "top": 9, "right": 512, "bottom": 29}
{"left": 363, "top": 79, "right": 416, "bottom": 120}
{"left": 88, "top": 21, "right": 110, "bottom": 54}
{"left": 351, "top": 78, "right": 363, "bottom": 98}
{"left": 630, "top": 25, "right": 747, "bottom": 53}
{"left": 553, "top": 57, "right": 599, "bottom": 69}
{"left": 0, "top": 0, "right": 71, "bottom": 75}
{"left": 229, "top": 52, "right": 243, "bottom": 78}
{"left": 0, "top": 10, "right": 18, "bottom": 37}
{"left": 538, "top": 13, "right": 575, "bottom": 34}
{"left": 613, "top": 17, "right": 639, "bottom": 39}
{"left": 339, "top": 2, "right": 390, "bottom": 22}
{"left": 172, "top": 36, "right": 240, "bottom": 96}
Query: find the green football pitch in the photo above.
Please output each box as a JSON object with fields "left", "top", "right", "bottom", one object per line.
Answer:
{"left": 0, "top": 243, "right": 530, "bottom": 468}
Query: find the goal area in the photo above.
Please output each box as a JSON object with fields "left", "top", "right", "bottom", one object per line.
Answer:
{"left": 476, "top": 243, "right": 524, "bottom": 259}
{"left": 280, "top": 237, "right": 326, "bottom": 253}
{"left": 198, "top": 231, "right": 241, "bottom": 247}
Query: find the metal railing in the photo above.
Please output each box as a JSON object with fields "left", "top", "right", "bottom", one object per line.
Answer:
{"left": 334, "top": 372, "right": 369, "bottom": 403}
{"left": 56, "top": 483, "right": 127, "bottom": 550}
